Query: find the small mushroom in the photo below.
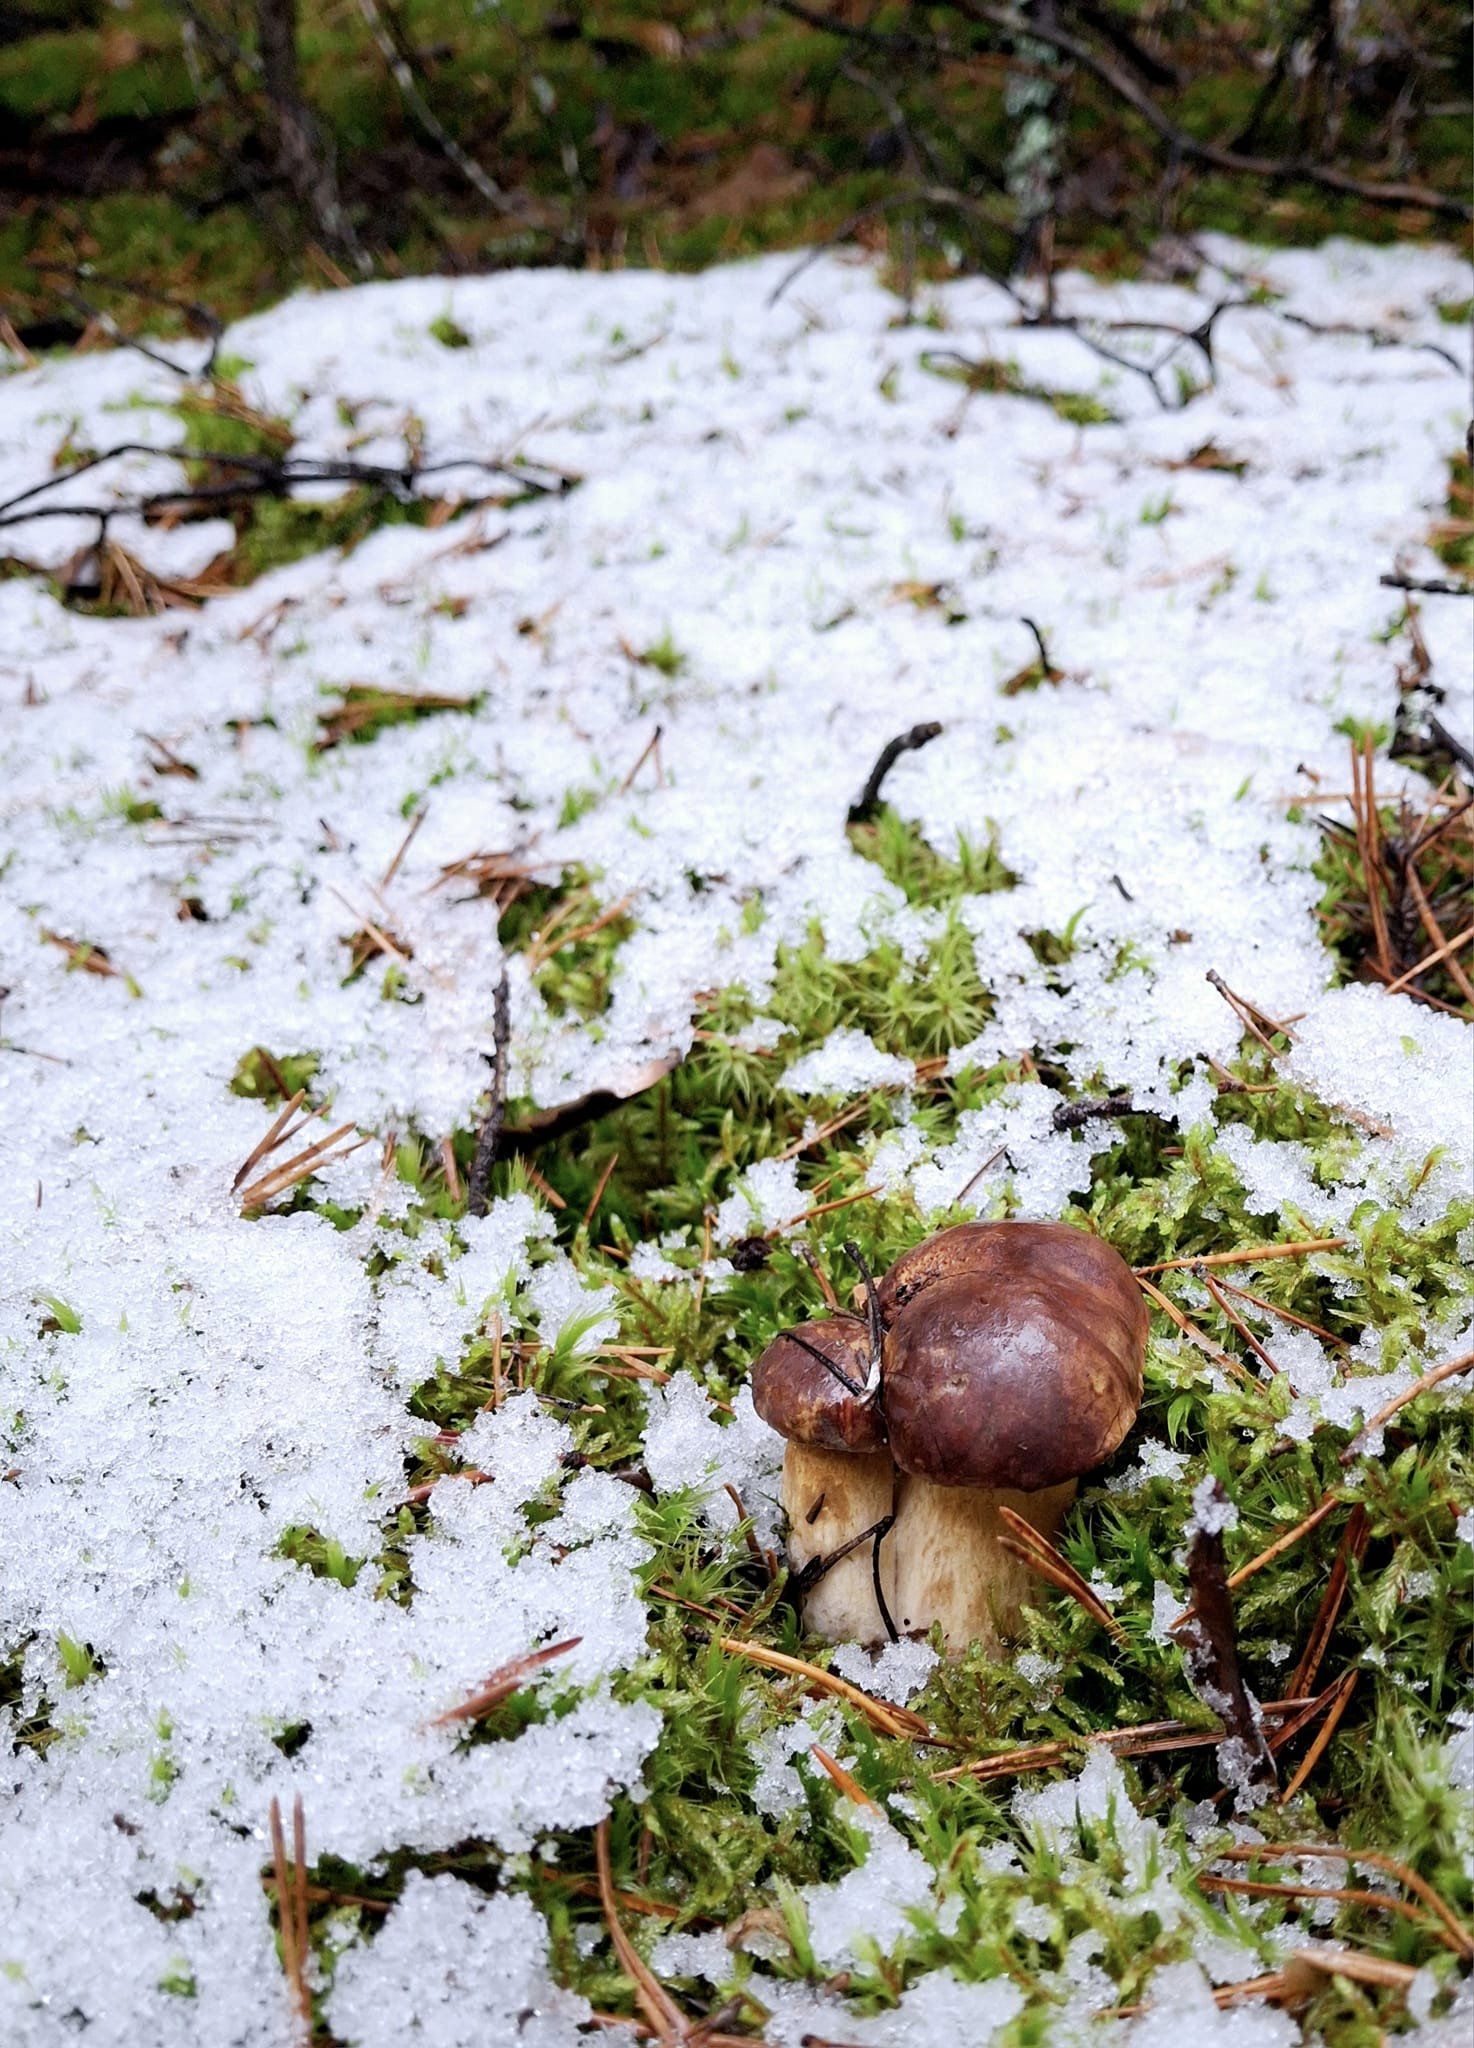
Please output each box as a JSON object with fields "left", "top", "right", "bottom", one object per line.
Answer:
{"left": 749, "top": 1316, "right": 899, "bottom": 1645}
{"left": 754, "top": 1222, "right": 1146, "bottom": 1654}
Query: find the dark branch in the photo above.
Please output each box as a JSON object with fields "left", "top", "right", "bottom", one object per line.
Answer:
{"left": 848, "top": 721, "right": 944, "bottom": 824}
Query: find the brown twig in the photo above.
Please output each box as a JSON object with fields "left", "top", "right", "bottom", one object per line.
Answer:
{"left": 847, "top": 721, "right": 943, "bottom": 824}
{"left": 1171, "top": 1480, "right": 1276, "bottom": 1803}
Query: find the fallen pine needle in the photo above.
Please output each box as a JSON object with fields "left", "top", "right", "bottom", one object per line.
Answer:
{"left": 996, "top": 1505, "right": 1127, "bottom": 1642}
{"left": 1208, "top": 1842, "right": 1474, "bottom": 1959}
{"left": 594, "top": 1818, "right": 688, "bottom": 2043}
{"left": 716, "top": 1637, "right": 927, "bottom": 1740}
{"left": 1279, "top": 1666, "right": 1358, "bottom": 1804}
{"left": 266, "top": 1794, "right": 312, "bottom": 2045}
{"left": 809, "top": 1743, "right": 880, "bottom": 1810}
{"left": 428, "top": 1637, "right": 579, "bottom": 1728}
{"left": 1136, "top": 1237, "right": 1346, "bottom": 1275}
{"left": 1339, "top": 1349, "right": 1474, "bottom": 1464}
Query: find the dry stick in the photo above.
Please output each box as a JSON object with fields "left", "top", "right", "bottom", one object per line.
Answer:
{"left": 996, "top": 1506, "right": 1127, "bottom": 1642}
{"left": 1136, "top": 1237, "right": 1345, "bottom": 1275}
{"left": 716, "top": 1637, "right": 927, "bottom": 1740}
{"left": 468, "top": 972, "right": 512, "bottom": 1217}
{"left": 594, "top": 1819, "right": 688, "bottom": 2044}
{"left": 847, "top": 721, "right": 943, "bottom": 824}
{"left": 1172, "top": 1480, "right": 1277, "bottom": 1801}
{"left": 1380, "top": 572, "right": 1474, "bottom": 599}
{"left": 953, "top": 0, "right": 1469, "bottom": 216}
{"left": 232, "top": 1088, "right": 307, "bottom": 1190}
{"left": 1338, "top": 1349, "right": 1474, "bottom": 1465}
{"left": 619, "top": 724, "right": 664, "bottom": 793}
{"left": 1205, "top": 967, "right": 1295, "bottom": 1052}
{"left": 1279, "top": 1666, "right": 1359, "bottom": 1804}
{"left": 1287, "top": 1506, "right": 1369, "bottom": 1701}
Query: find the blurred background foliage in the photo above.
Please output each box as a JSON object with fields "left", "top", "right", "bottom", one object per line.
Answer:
{"left": 0, "top": 1, "right": 1469, "bottom": 339}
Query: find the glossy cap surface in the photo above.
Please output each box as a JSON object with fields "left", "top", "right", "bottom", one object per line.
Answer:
{"left": 750, "top": 1316, "right": 886, "bottom": 1454}
{"left": 880, "top": 1221, "right": 1145, "bottom": 1489}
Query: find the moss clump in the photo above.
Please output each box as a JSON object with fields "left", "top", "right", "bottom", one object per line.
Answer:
{"left": 229, "top": 1046, "right": 320, "bottom": 1104}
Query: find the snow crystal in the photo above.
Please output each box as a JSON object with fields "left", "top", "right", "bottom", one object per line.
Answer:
{"left": 748, "top": 1700, "right": 840, "bottom": 1822}
{"left": 1187, "top": 1476, "right": 1240, "bottom": 1538}
{"left": 802, "top": 1807, "right": 937, "bottom": 1968}
{"left": 712, "top": 1156, "right": 805, "bottom": 1242}
{"left": 780, "top": 1026, "right": 915, "bottom": 1097}
{"left": 831, "top": 1638, "right": 940, "bottom": 1705}
{"left": 641, "top": 1372, "right": 786, "bottom": 1545}
{"left": 1121, "top": 1961, "right": 1297, "bottom": 2048}
{"left": 326, "top": 1874, "right": 604, "bottom": 2047}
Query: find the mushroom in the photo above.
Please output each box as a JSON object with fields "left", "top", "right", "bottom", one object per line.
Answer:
{"left": 753, "top": 1222, "right": 1146, "bottom": 1654}
{"left": 749, "top": 1315, "right": 899, "bottom": 1645}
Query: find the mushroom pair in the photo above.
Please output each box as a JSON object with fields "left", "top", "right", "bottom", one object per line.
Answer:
{"left": 752, "top": 1221, "right": 1146, "bottom": 1654}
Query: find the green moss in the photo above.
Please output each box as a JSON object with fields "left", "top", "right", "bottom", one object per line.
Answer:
{"left": 228, "top": 1046, "right": 321, "bottom": 1105}
{"left": 846, "top": 805, "right": 1017, "bottom": 907}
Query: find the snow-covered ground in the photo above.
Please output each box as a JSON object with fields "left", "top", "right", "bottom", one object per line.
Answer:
{"left": 0, "top": 237, "right": 1470, "bottom": 2045}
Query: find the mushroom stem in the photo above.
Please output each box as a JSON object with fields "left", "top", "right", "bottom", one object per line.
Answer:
{"left": 890, "top": 1477, "right": 1078, "bottom": 1653}
{"left": 784, "top": 1443, "right": 1078, "bottom": 1653}
{"left": 782, "top": 1442, "right": 899, "bottom": 1645}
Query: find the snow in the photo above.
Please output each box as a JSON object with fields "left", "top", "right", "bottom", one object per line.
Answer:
{"left": 2, "top": 232, "right": 1471, "bottom": 2043}
{"left": 326, "top": 1874, "right": 614, "bottom": 2047}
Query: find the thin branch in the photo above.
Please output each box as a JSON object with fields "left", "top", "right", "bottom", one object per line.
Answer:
{"left": 847, "top": 721, "right": 944, "bottom": 824}
{"left": 467, "top": 972, "right": 511, "bottom": 1217}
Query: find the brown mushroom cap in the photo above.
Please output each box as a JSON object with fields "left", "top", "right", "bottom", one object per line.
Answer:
{"left": 876, "top": 1220, "right": 1020, "bottom": 1321}
{"left": 879, "top": 1222, "right": 1146, "bottom": 1490}
{"left": 750, "top": 1316, "right": 886, "bottom": 1455}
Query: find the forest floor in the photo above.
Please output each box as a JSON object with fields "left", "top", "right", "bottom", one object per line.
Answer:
{"left": 0, "top": 230, "right": 1472, "bottom": 2046}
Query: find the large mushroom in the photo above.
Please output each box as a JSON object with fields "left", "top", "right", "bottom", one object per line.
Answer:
{"left": 751, "top": 1221, "right": 1146, "bottom": 1654}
